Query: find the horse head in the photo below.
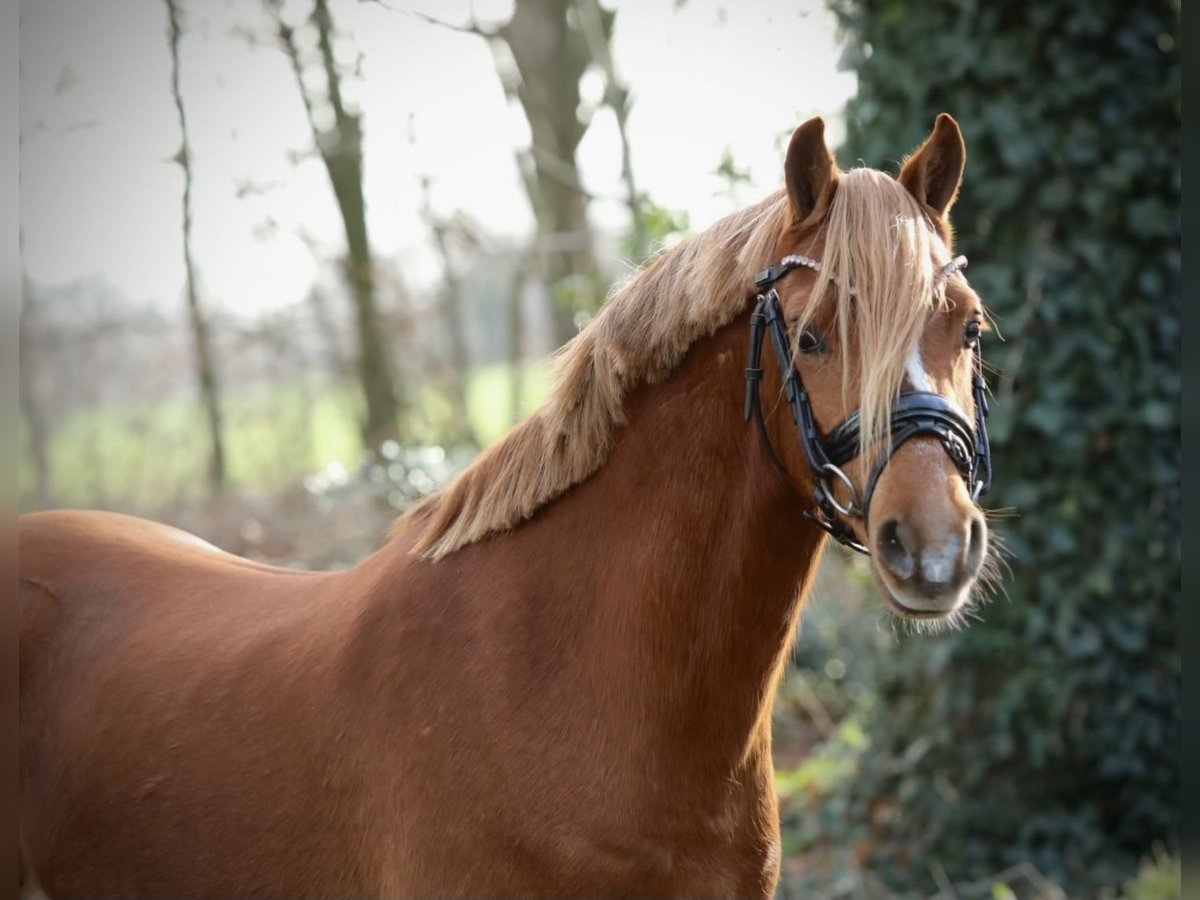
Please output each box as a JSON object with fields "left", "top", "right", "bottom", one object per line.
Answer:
{"left": 755, "top": 114, "right": 993, "bottom": 620}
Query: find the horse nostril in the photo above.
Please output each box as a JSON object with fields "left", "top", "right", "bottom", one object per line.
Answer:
{"left": 877, "top": 519, "right": 915, "bottom": 581}
{"left": 965, "top": 514, "right": 986, "bottom": 577}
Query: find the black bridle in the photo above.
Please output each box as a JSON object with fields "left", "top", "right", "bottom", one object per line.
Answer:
{"left": 744, "top": 255, "right": 993, "bottom": 555}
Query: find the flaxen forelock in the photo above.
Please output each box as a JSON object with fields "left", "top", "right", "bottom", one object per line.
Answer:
{"left": 798, "top": 168, "right": 954, "bottom": 457}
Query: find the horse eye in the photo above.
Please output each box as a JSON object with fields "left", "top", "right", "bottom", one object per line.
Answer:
{"left": 798, "top": 327, "right": 825, "bottom": 355}
{"left": 964, "top": 319, "right": 982, "bottom": 347}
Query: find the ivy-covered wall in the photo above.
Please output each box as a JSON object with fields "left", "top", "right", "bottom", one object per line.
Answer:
{"left": 821, "top": 1, "right": 1180, "bottom": 893}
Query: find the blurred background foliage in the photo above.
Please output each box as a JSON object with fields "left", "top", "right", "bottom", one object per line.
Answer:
{"left": 18, "top": 0, "right": 1179, "bottom": 897}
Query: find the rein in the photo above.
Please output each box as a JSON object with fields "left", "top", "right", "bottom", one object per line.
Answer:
{"left": 744, "top": 255, "right": 993, "bottom": 555}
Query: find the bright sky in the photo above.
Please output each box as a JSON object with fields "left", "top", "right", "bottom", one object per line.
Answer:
{"left": 20, "top": 0, "right": 855, "bottom": 316}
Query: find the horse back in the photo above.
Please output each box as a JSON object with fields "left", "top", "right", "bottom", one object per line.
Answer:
{"left": 19, "top": 509, "right": 332, "bottom": 707}
{"left": 18, "top": 510, "right": 374, "bottom": 898}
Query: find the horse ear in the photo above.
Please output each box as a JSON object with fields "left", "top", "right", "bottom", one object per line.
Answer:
{"left": 899, "top": 113, "right": 966, "bottom": 219}
{"left": 785, "top": 117, "right": 840, "bottom": 224}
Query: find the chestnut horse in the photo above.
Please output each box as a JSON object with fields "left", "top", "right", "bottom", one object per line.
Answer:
{"left": 20, "top": 115, "right": 995, "bottom": 898}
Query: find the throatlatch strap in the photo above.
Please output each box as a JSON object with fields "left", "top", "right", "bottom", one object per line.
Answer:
{"left": 744, "top": 295, "right": 791, "bottom": 476}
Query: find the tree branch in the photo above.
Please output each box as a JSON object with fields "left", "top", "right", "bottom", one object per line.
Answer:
{"left": 166, "top": 0, "right": 227, "bottom": 490}
{"left": 313, "top": 0, "right": 355, "bottom": 135}
{"left": 576, "top": 0, "right": 645, "bottom": 259}
{"left": 265, "top": 0, "right": 328, "bottom": 151}
{"left": 358, "top": 1, "right": 500, "bottom": 38}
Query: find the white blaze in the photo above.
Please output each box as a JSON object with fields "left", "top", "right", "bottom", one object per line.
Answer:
{"left": 907, "top": 340, "right": 968, "bottom": 417}
{"left": 906, "top": 343, "right": 934, "bottom": 392}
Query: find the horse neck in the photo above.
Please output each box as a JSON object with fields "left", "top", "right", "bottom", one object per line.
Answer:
{"left": 442, "top": 314, "right": 827, "bottom": 777}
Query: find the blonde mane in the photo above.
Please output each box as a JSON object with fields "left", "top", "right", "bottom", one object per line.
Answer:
{"left": 402, "top": 170, "right": 953, "bottom": 560}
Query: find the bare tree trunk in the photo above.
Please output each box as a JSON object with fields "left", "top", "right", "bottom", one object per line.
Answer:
{"left": 418, "top": 178, "right": 478, "bottom": 448}
{"left": 304, "top": 285, "right": 349, "bottom": 383}
{"left": 271, "top": 0, "right": 400, "bottom": 452}
{"left": 507, "top": 245, "right": 534, "bottom": 427}
{"left": 296, "top": 230, "right": 351, "bottom": 384}
{"left": 166, "top": 0, "right": 226, "bottom": 493}
{"left": 18, "top": 276, "right": 51, "bottom": 507}
{"left": 575, "top": 0, "right": 646, "bottom": 262}
{"left": 497, "top": 0, "right": 603, "bottom": 347}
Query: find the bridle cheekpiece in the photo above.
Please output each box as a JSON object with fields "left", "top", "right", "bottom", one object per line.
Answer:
{"left": 744, "top": 254, "right": 993, "bottom": 554}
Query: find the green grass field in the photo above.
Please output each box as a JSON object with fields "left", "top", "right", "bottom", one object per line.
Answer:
{"left": 19, "top": 362, "right": 552, "bottom": 512}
